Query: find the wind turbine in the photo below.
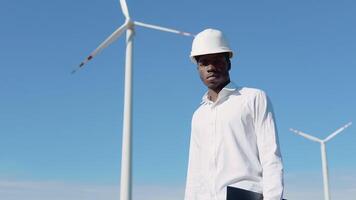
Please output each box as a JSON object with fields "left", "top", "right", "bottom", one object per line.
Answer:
{"left": 290, "top": 122, "right": 352, "bottom": 200}
{"left": 74, "top": 1, "right": 194, "bottom": 200}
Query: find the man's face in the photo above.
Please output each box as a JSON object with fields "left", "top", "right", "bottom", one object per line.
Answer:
{"left": 196, "top": 53, "right": 230, "bottom": 91}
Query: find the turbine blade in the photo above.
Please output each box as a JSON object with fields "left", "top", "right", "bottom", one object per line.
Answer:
{"left": 290, "top": 128, "right": 322, "bottom": 143}
{"left": 74, "top": 22, "right": 129, "bottom": 73}
{"left": 134, "top": 21, "right": 194, "bottom": 37}
{"left": 119, "top": 0, "right": 130, "bottom": 19}
{"left": 323, "top": 122, "right": 352, "bottom": 142}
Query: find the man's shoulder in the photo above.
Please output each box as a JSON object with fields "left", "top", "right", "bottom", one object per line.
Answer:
{"left": 239, "top": 86, "right": 265, "bottom": 95}
{"left": 237, "top": 86, "right": 267, "bottom": 101}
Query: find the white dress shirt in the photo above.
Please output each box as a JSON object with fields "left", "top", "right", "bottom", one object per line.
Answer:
{"left": 184, "top": 82, "right": 283, "bottom": 200}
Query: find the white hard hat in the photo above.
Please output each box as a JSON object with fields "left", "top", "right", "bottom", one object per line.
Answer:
{"left": 190, "top": 28, "right": 233, "bottom": 64}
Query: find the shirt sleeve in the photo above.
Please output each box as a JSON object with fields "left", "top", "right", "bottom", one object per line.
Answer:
{"left": 184, "top": 114, "right": 201, "bottom": 200}
{"left": 253, "top": 90, "right": 284, "bottom": 200}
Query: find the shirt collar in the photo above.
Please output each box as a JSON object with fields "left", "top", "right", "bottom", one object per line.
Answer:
{"left": 201, "top": 81, "right": 240, "bottom": 105}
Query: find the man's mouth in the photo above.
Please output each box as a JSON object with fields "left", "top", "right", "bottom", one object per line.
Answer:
{"left": 207, "top": 74, "right": 218, "bottom": 80}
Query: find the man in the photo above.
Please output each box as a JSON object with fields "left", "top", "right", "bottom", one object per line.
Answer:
{"left": 184, "top": 29, "right": 284, "bottom": 200}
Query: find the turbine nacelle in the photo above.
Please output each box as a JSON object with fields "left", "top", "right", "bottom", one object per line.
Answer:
{"left": 73, "top": 1, "right": 194, "bottom": 74}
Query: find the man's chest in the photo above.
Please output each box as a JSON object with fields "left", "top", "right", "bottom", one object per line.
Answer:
{"left": 196, "top": 97, "right": 254, "bottom": 130}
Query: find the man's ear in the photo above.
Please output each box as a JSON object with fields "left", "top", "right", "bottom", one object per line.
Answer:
{"left": 224, "top": 52, "right": 231, "bottom": 71}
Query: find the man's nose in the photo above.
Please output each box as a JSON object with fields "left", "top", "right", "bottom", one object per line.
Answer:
{"left": 206, "top": 64, "right": 216, "bottom": 72}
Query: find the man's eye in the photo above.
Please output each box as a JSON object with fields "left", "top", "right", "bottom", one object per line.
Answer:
{"left": 199, "top": 61, "right": 208, "bottom": 66}
{"left": 213, "top": 60, "right": 224, "bottom": 66}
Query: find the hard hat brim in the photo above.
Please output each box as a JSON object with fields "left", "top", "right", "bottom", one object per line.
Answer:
{"left": 190, "top": 51, "right": 233, "bottom": 64}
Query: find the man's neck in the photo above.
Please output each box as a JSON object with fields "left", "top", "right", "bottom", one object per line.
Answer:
{"left": 207, "top": 90, "right": 219, "bottom": 102}
{"left": 207, "top": 80, "right": 230, "bottom": 102}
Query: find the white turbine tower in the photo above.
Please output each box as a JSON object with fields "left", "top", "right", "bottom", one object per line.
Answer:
{"left": 290, "top": 122, "right": 352, "bottom": 200}
{"left": 74, "top": 1, "right": 194, "bottom": 200}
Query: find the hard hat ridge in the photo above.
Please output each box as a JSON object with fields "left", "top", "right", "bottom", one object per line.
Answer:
{"left": 190, "top": 28, "right": 233, "bottom": 64}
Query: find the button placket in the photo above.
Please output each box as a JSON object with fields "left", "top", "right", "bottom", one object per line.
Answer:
{"left": 211, "top": 104, "right": 219, "bottom": 200}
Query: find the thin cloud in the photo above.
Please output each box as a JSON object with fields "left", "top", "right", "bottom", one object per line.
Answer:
{"left": 284, "top": 171, "right": 356, "bottom": 199}
{"left": 133, "top": 184, "right": 184, "bottom": 200}
{"left": 0, "top": 180, "right": 118, "bottom": 200}
{"left": 1, "top": 174, "right": 355, "bottom": 200}
{"left": 0, "top": 179, "right": 185, "bottom": 200}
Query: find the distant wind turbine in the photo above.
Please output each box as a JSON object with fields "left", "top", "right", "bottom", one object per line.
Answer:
{"left": 290, "top": 122, "right": 352, "bottom": 200}
{"left": 75, "top": 1, "right": 194, "bottom": 200}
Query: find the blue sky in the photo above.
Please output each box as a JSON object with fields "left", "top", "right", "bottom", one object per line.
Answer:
{"left": 1, "top": 0, "right": 355, "bottom": 199}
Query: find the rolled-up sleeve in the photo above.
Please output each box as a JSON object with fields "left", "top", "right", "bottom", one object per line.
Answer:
{"left": 253, "top": 91, "right": 284, "bottom": 200}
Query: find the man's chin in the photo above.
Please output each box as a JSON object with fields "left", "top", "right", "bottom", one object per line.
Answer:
{"left": 204, "top": 79, "right": 229, "bottom": 91}
{"left": 205, "top": 82, "right": 221, "bottom": 90}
